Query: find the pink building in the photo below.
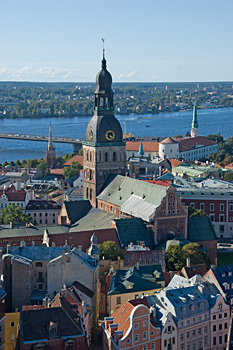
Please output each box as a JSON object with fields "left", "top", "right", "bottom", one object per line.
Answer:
{"left": 102, "top": 298, "right": 161, "bottom": 350}
{"left": 25, "top": 200, "right": 61, "bottom": 225}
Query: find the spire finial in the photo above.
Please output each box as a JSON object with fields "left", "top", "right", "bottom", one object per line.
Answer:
{"left": 101, "top": 38, "right": 105, "bottom": 59}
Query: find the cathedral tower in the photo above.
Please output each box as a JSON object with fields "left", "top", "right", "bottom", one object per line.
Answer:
{"left": 191, "top": 103, "right": 199, "bottom": 138}
{"left": 83, "top": 50, "right": 125, "bottom": 207}
{"left": 46, "top": 123, "right": 56, "bottom": 168}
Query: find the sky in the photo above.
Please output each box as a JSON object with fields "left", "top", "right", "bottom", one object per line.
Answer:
{"left": 0, "top": 0, "right": 233, "bottom": 83}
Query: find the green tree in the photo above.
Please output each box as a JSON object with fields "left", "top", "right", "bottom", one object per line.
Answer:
{"left": 9, "top": 160, "right": 15, "bottom": 167}
{"left": 63, "top": 161, "right": 81, "bottom": 179}
{"left": 165, "top": 245, "right": 184, "bottom": 271}
{"left": 37, "top": 160, "right": 49, "bottom": 177}
{"left": 56, "top": 156, "right": 65, "bottom": 166}
{"left": 182, "top": 243, "right": 210, "bottom": 268}
{"left": 224, "top": 172, "right": 233, "bottom": 181}
{"left": 0, "top": 204, "right": 32, "bottom": 224}
{"left": 2, "top": 161, "right": 8, "bottom": 167}
{"left": 188, "top": 206, "right": 206, "bottom": 217}
{"left": 98, "top": 241, "right": 124, "bottom": 260}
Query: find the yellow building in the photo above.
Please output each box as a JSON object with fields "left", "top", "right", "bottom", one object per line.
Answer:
{"left": 5, "top": 312, "right": 20, "bottom": 350}
{"left": 107, "top": 265, "right": 165, "bottom": 315}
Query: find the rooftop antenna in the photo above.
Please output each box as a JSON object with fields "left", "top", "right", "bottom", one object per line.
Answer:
{"left": 101, "top": 38, "right": 105, "bottom": 59}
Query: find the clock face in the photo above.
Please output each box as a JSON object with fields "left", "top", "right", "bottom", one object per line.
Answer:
{"left": 88, "top": 130, "right": 93, "bottom": 140}
{"left": 105, "top": 130, "right": 115, "bottom": 141}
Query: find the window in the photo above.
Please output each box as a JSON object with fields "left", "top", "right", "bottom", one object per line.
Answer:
{"left": 105, "top": 152, "right": 108, "bottom": 162}
{"left": 66, "top": 341, "right": 74, "bottom": 350}
{"left": 213, "top": 315, "right": 216, "bottom": 320}
{"left": 45, "top": 213, "right": 48, "bottom": 217}
{"left": 36, "top": 262, "right": 42, "bottom": 267}
{"left": 143, "top": 320, "right": 147, "bottom": 328}
{"left": 225, "top": 323, "right": 228, "bottom": 329}
{"left": 220, "top": 225, "right": 225, "bottom": 233}
{"left": 220, "top": 214, "right": 225, "bottom": 222}
{"left": 218, "top": 303, "right": 222, "bottom": 310}
{"left": 210, "top": 214, "right": 215, "bottom": 222}
{"left": 113, "top": 152, "right": 116, "bottom": 162}
{"left": 210, "top": 203, "right": 215, "bottom": 211}
{"left": 187, "top": 331, "right": 190, "bottom": 339}
{"left": 143, "top": 331, "right": 147, "bottom": 340}
{"left": 135, "top": 334, "right": 139, "bottom": 342}
{"left": 135, "top": 322, "right": 139, "bottom": 330}
{"left": 204, "top": 326, "right": 207, "bottom": 333}
{"left": 220, "top": 203, "right": 224, "bottom": 211}
{"left": 180, "top": 333, "right": 184, "bottom": 341}
{"left": 127, "top": 339, "right": 130, "bottom": 344}
{"left": 164, "top": 340, "right": 167, "bottom": 347}
{"left": 200, "top": 203, "right": 205, "bottom": 211}
{"left": 213, "top": 325, "right": 216, "bottom": 332}
{"left": 151, "top": 343, "right": 155, "bottom": 350}
{"left": 219, "top": 324, "right": 222, "bottom": 330}
{"left": 143, "top": 346, "right": 147, "bottom": 350}
{"left": 198, "top": 328, "right": 201, "bottom": 335}
{"left": 10, "top": 322, "right": 15, "bottom": 327}
{"left": 225, "top": 334, "right": 228, "bottom": 343}
{"left": 219, "top": 335, "right": 222, "bottom": 344}
{"left": 116, "top": 297, "right": 121, "bottom": 305}
{"left": 230, "top": 204, "right": 233, "bottom": 211}
{"left": 39, "top": 213, "right": 42, "bottom": 217}
{"left": 213, "top": 337, "right": 216, "bottom": 345}
{"left": 190, "top": 203, "right": 195, "bottom": 209}
{"left": 193, "top": 330, "right": 195, "bottom": 336}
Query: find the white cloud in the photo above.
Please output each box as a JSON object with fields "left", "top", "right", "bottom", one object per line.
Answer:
{"left": 117, "top": 70, "right": 139, "bottom": 81}
{"left": 0, "top": 66, "right": 89, "bottom": 81}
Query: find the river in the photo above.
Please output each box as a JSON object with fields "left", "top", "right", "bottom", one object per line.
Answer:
{"left": 0, "top": 107, "right": 232, "bottom": 163}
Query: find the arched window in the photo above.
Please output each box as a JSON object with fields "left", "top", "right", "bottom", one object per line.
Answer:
{"left": 90, "top": 189, "right": 92, "bottom": 200}
{"left": 90, "top": 153, "right": 92, "bottom": 162}
{"left": 113, "top": 152, "right": 116, "bottom": 162}
{"left": 86, "top": 188, "right": 89, "bottom": 199}
{"left": 99, "top": 152, "right": 101, "bottom": 162}
{"left": 105, "top": 152, "right": 108, "bottom": 162}
{"left": 87, "top": 152, "right": 89, "bottom": 161}
{"left": 90, "top": 169, "right": 92, "bottom": 180}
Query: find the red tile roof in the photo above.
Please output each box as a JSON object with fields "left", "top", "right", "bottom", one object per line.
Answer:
{"left": 225, "top": 163, "right": 233, "bottom": 170}
{"left": 50, "top": 168, "right": 64, "bottom": 175}
{"left": 169, "top": 158, "right": 182, "bottom": 167}
{"left": 63, "top": 155, "right": 83, "bottom": 167}
{"left": 125, "top": 141, "right": 159, "bottom": 152}
{"left": 142, "top": 180, "right": 170, "bottom": 187}
{"left": 110, "top": 301, "right": 134, "bottom": 336}
{"left": 160, "top": 137, "right": 179, "bottom": 144}
{"left": 0, "top": 185, "right": 26, "bottom": 201}
{"left": 179, "top": 136, "right": 217, "bottom": 152}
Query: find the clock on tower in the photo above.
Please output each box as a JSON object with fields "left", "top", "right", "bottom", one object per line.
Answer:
{"left": 82, "top": 48, "right": 125, "bottom": 207}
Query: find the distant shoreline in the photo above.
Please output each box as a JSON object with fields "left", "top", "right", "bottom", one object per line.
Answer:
{"left": 1, "top": 105, "right": 232, "bottom": 120}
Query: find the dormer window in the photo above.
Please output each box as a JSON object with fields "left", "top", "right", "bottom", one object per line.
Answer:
{"left": 65, "top": 340, "right": 74, "bottom": 350}
{"left": 49, "top": 322, "right": 58, "bottom": 337}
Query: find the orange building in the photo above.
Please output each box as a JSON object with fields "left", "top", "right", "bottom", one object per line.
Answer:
{"left": 102, "top": 298, "right": 161, "bottom": 350}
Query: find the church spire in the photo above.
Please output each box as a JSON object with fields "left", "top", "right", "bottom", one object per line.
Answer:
{"left": 191, "top": 103, "right": 199, "bottom": 138}
{"left": 48, "top": 123, "right": 54, "bottom": 150}
{"left": 137, "top": 141, "right": 144, "bottom": 157}
{"left": 46, "top": 123, "right": 56, "bottom": 168}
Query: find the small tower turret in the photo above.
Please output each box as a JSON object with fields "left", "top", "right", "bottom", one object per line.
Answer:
{"left": 191, "top": 104, "right": 199, "bottom": 138}
{"left": 46, "top": 123, "right": 56, "bottom": 168}
{"left": 137, "top": 141, "right": 144, "bottom": 157}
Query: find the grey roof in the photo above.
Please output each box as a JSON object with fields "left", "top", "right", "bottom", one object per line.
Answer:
{"left": 206, "top": 264, "right": 233, "bottom": 300}
{"left": 108, "top": 265, "right": 164, "bottom": 296}
{"left": 97, "top": 175, "right": 167, "bottom": 207}
{"left": 69, "top": 208, "right": 117, "bottom": 232}
{"left": 121, "top": 194, "right": 157, "bottom": 222}
{"left": 114, "top": 218, "right": 155, "bottom": 248}
{"left": 188, "top": 216, "right": 217, "bottom": 242}
{"left": 4, "top": 245, "right": 70, "bottom": 262}
{"left": 20, "top": 307, "right": 84, "bottom": 342}
{"left": 63, "top": 200, "right": 92, "bottom": 224}
{"left": 0, "top": 224, "right": 69, "bottom": 239}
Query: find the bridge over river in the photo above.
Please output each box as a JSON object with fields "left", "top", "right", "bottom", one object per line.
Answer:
{"left": 0, "top": 133, "right": 83, "bottom": 152}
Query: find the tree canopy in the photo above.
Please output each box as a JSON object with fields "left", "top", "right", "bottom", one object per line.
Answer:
{"left": 166, "top": 242, "right": 210, "bottom": 271}
{"left": 97, "top": 241, "right": 124, "bottom": 260}
{"left": 0, "top": 204, "right": 33, "bottom": 225}
{"left": 63, "top": 161, "right": 81, "bottom": 179}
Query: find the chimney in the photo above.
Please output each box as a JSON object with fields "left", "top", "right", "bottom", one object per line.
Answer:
{"left": 6, "top": 244, "right": 11, "bottom": 254}
{"left": 43, "top": 294, "right": 50, "bottom": 308}
{"left": 186, "top": 257, "right": 191, "bottom": 268}
{"left": 77, "top": 245, "right": 82, "bottom": 256}
{"left": 9, "top": 222, "right": 13, "bottom": 229}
